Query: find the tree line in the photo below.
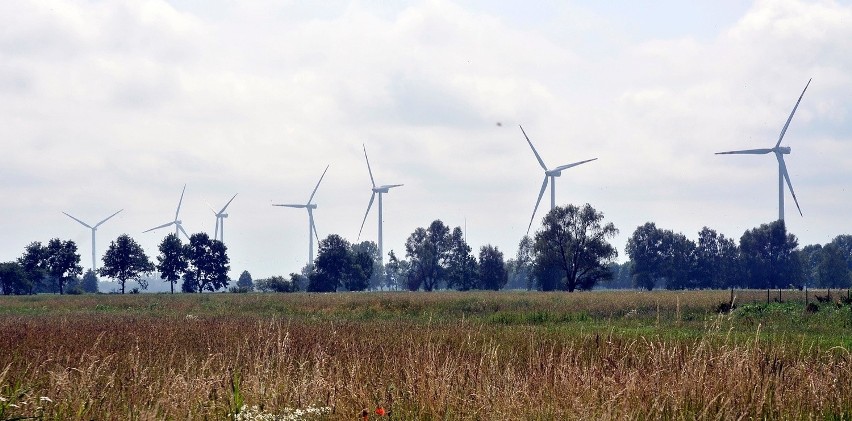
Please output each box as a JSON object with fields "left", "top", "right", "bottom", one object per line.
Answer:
{"left": 3, "top": 203, "right": 850, "bottom": 295}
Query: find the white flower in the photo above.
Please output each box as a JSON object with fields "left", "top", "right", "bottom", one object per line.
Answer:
{"left": 39, "top": 397, "right": 53, "bottom": 403}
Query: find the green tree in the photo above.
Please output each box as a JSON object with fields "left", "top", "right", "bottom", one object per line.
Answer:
{"left": 384, "top": 250, "right": 409, "bottom": 291}
{"left": 738, "top": 221, "right": 799, "bottom": 290}
{"left": 405, "top": 220, "right": 452, "bottom": 291}
{"left": 818, "top": 243, "right": 850, "bottom": 289}
{"left": 255, "top": 275, "right": 298, "bottom": 292}
{"left": 662, "top": 232, "right": 696, "bottom": 290}
{"left": 351, "top": 241, "right": 383, "bottom": 290}
{"left": 693, "top": 227, "right": 740, "bottom": 289}
{"left": 99, "top": 234, "right": 155, "bottom": 294}
{"left": 309, "top": 234, "right": 351, "bottom": 292}
{"left": 626, "top": 223, "right": 669, "bottom": 291}
{"left": 183, "top": 233, "right": 230, "bottom": 293}
{"left": 80, "top": 269, "right": 99, "bottom": 293}
{"left": 478, "top": 245, "right": 507, "bottom": 291}
{"left": 18, "top": 242, "right": 46, "bottom": 294}
{"left": 799, "top": 244, "right": 822, "bottom": 287}
{"left": 237, "top": 270, "right": 254, "bottom": 291}
{"left": 511, "top": 236, "right": 535, "bottom": 290}
{"left": 533, "top": 204, "right": 618, "bottom": 292}
{"left": 445, "top": 227, "right": 478, "bottom": 291}
{"left": 0, "top": 262, "right": 28, "bottom": 295}
{"left": 346, "top": 242, "right": 374, "bottom": 292}
{"left": 44, "top": 238, "right": 83, "bottom": 295}
{"left": 157, "top": 234, "right": 188, "bottom": 294}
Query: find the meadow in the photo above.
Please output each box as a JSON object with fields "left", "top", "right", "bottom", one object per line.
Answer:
{"left": 1, "top": 290, "right": 851, "bottom": 420}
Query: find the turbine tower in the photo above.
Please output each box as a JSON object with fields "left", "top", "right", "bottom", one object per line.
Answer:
{"left": 144, "top": 184, "right": 190, "bottom": 240}
{"left": 209, "top": 193, "right": 238, "bottom": 242}
{"left": 62, "top": 209, "right": 123, "bottom": 272}
{"left": 357, "top": 144, "right": 402, "bottom": 264}
{"left": 716, "top": 78, "right": 811, "bottom": 221}
{"left": 520, "top": 125, "right": 597, "bottom": 234}
{"left": 273, "top": 165, "right": 329, "bottom": 266}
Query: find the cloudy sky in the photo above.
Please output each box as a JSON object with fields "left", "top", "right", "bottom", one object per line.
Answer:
{"left": 1, "top": 0, "right": 850, "bottom": 280}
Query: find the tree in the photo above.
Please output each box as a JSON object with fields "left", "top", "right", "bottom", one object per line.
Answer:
{"left": 533, "top": 204, "right": 618, "bottom": 292}
{"left": 347, "top": 244, "right": 374, "bottom": 292}
{"left": 830, "top": 234, "right": 852, "bottom": 271}
{"left": 739, "top": 221, "right": 799, "bottom": 290}
{"left": 799, "top": 244, "right": 823, "bottom": 288}
{"left": 818, "top": 243, "right": 851, "bottom": 289}
{"left": 405, "top": 220, "right": 452, "bottom": 291}
{"left": 99, "top": 234, "right": 155, "bottom": 294}
{"left": 662, "top": 232, "right": 696, "bottom": 290}
{"left": 18, "top": 242, "right": 46, "bottom": 294}
{"left": 80, "top": 269, "right": 99, "bottom": 293}
{"left": 255, "top": 275, "right": 298, "bottom": 292}
{"left": 44, "top": 238, "right": 83, "bottom": 295}
{"left": 351, "top": 241, "right": 383, "bottom": 290}
{"left": 693, "top": 227, "right": 740, "bottom": 289}
{"left": 384, "top": 250, "right": 410, "bottom": 291}
{"left": 478, "top": 245, "right": 507, "bottom": 291}
{"left": 0, "top": 262, "right": 28, "bottom": 295}
{"left": 309, "top": 234, "right": 351, "bottom": 292}
{"left": 237, "top": 270, "right": 254, "bottom": 292}
{"left": 183, "top": 233, "right": 230, "bottom": 293}
{"left": 445, "top": 228, "right": 478, "bottom": 291}
{"left": 626, "top": 223, "right": 669, "bottom": 291}
{"left": 511, "top": 236, "right": 535, "bottom": 290}
{"left": 157, "top": 234, "right": 188, "bottom": 294}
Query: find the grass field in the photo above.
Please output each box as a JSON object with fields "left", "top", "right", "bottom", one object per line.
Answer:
{"left": 1, "top": 290, "right": 851, "bottom": 420}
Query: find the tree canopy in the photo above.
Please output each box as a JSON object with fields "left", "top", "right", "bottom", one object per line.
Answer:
{"left": 99, "top": 234, "right": 155, "bottom": 294}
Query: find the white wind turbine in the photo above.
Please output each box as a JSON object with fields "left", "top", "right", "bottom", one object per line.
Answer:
{"left": 273, "top": 165, "right": 329, "bottom": 266}
{"left": 716, "top": 79, "right": 811, "bottom": 221}
{"left": 209, "top": 193, "right": 238, "bottom": 243}
{"left": 357, "top": 144, "right": 402, "bottom": 264}
{"left": 520, "top": 125, "right": 597, "bottom": 234}
{"left": 62, "top": 209, "right": 123, "bottom": 272}
{"left": 144, "top": 184, "right": 190, "bottom": 240}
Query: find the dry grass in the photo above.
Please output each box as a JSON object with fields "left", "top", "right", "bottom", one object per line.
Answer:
{"left": 1, "top": 291, "right": 851, "bottom": 420}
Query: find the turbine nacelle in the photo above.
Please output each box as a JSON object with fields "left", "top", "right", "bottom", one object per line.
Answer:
{"left": 776, "top": 146, "right": 791, "bottom": 154}
{"left": 373, "top": 184, "right": 403, "bottom": 194}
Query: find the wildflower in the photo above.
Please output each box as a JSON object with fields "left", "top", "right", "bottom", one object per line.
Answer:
{"left": 375, "top": 406, "right": 387, "bottom": 416}
{"left": 0, "top": 396, "right": 7, "bottom": 402}
{"left": 39, "top": 397, "right": 53, "bottom": 403}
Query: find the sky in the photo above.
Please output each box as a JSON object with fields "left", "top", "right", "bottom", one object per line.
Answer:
{"left": 1, "top": 0, "right": 851, "bottom": 281}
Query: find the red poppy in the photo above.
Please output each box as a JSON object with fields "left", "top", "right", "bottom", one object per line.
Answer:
{"left": 375, "top": 407, "right": 387, "bottom": 416}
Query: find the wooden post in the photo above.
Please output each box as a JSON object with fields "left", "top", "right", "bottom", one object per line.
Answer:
{"left": 805, "top": 285, "right": 808, "bottom": 305}
{"left": 778, "top": 288, "right": 782, "bottom": 303}
{"left": 767, "top": 288, "right": 770, "bottom": 304}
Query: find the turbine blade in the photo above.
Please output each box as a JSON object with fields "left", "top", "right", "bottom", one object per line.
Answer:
{"left": 357, "top": 192, "right": 376, "bottom": 241}
{"left": 272, "top": 204, "right": 307, "bottom": 208}
{"left": 381, "top": 184, "right": 404, "bottom": 189}
{"left": 520, "top": 125, "right": 548, "bottom": 170}
{"left": 527, "top": 176, "right": 549, "bottom": 235}
{"left": 363, "top": 144, "right": 376, "bottom": 188}
{"left": 144, "top": 221, "right": 174, "bottom": 233}
{"left": 208, "top": 203, "right": 218, "bottom": 215}
{"left": 775, "top": 78, "right": 811, "bottom": 148}
{"left": 94, "top": 209, "right": 123, "bottom": 228}
{"left": 311, "top": 214, "right": 319, "bottom": 243}
{"left": 308, "top": 165, "right": 329, "bottom": 204}
{"left": 175, "top": 184, "right": 187, "bottom": 220}
{"left": 219, "top": 193, "right": 238, "bottom": 214}
{"left": 177, "top": 224, "right": 190, "bottom": 240}
{"left": 62, "top": 212, "right": 92, "bottom": 229}
{"left": 715, "top": 148, "right": 774, "bottom": 155}
{"left": 777, "top": 155, "right": 803, "bottom": 217}
{"left": 553, "top": 158, "right": 598, "bottom": 172}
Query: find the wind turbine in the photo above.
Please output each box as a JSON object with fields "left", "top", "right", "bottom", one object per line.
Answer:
{"left": 716, "top": 78, "right": 811, "bottom": 221}
{"left": 520, "top": 125, "right": 597, "bottom": 234}
{"left": 144, "top": 184, "right": 190, "bottom": 240}
{"left": 62, "top": 209, "right": 123, "bottom": 272}
{"left": 209, "top": 193, "right": 238, "bottom": 242}
{"left": 357, "top": 144, "right": 402, "bottom": 264}
{"left": 273, "top": 165, "right": 329, "bottom": 266}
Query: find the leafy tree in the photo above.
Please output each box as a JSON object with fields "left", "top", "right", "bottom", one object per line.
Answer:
{"left": 405, "top": 220, "right": 452, "bottom": 291}
{"left": 0, "top": 262, "right": 28, "bottom": 295}
{"left": 237, "top": 270, "right": 254, "bottom": 291}
{"left": 183, "top": 233, "right": 230, "bottom": 293}
{"left": 626, "top": 223, "right": 670, "bottom": 291}
{"left": 478, "top": 245, "right": 507, "bottom": 291}
{"left": 351, "top": 241, "right": 383, "bottom": 290}
{"left": 44, "top": 238, "right": 83, "bottom": 295}
{"left": 512, "top": 236, "right": 535, "bottom": 290}
{"left": 290, "top": 272, "right": 309, "bottom": 291}
{"left": 818, "top": 243, "right": 851, "bottom": 289}
{"left": 601, "top": 261, "right": 634, "bottom": 289}
{"left": 830, "top": 234, "right": 852, "bottom": 271}
{"left": 309, "top": 234, "right": 351, "bottom": 292}
{"left": 738, "top": 221, "right": 799, "bottom": 289}
{"left": 157, "top": 234, "right": 188, "bottom": 294}
{"left": 533, "top": 204, "right": 618, "bottom": 292}
{"left": 445, "top": 228, "right": 478, "bottom": 291}
{"left": 346, "top": 243, "right": 374, "bottom": 292}
{"left": 255, "top": 275, "right": 298, "bottom": 292}
{"left": 799, "top": 244, "right": 823, "bottom": 288}
{"left": 693, "top": 227, "right": 739, "bottom": 289}
{"left": 18, "top": 242, "right": 46, "bottom": 294}
{"left": 99, "top": 234, "right": 155, "bottom": 294}
{"left": 80, "top": 269, "right": 99, "bottom": 293}
{"left": 384, "top": 250, "right": 409, "bottom": 291}
{"left": 662, "top": 232, "right": 696, "bottom": 290}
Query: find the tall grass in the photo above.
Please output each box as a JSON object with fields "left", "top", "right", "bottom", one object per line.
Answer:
{"left": 1, "top": 291, "right": 850, "bottom": 419}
